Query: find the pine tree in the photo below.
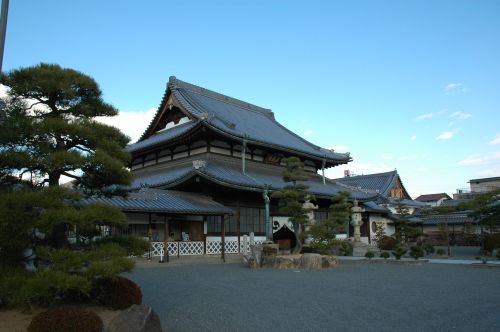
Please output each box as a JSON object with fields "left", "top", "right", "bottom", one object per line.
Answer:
{"left": 0, "top": 64, "right": 135, "bottom": 289}
{"left": 309, "top": 191, "right": 351, "bottom": 252}
{"left": 271, "top": 157, "right": 312, "bottom": 253}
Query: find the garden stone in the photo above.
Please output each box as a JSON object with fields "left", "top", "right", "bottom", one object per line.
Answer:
{"left": 106, "top": 304, "right": 163, "bottom": 332}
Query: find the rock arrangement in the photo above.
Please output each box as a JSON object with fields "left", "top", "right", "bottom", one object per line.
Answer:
{"left": 243, "top": 244, "right": 337, "bottom": 270}
{"left": 106, "top": 304, "right": 163, "bottom": 332}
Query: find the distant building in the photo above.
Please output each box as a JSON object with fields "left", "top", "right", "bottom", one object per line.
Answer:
{"left": 415, "top": 193, "right": 452, "bottom": 207}
{"left": 454, "top": 176, "right": 500, "bottom": 200}
{"left": 336, "top": 170, "right": 427, "bottom": 243}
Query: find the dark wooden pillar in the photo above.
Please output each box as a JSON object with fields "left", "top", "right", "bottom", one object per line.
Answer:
{"left": 164, "top": 216, "right": 169, "bottom": 263}
{"left": 221, "top": 215, "right": 226, "bottom": 262}
{"left": 147, "top": 213, "right": 152, "bottom": 260}
{"left": 236, "top": 209, "right": 241, "bottom": 253}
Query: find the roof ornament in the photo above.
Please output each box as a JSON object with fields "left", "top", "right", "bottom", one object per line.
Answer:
{"left": 193, "top": 159, "right": 207, "bottom": 171}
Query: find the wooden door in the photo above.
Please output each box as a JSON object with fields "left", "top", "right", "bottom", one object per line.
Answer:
{"left": 189, "top": 222, "right": 203, "bottom": 241}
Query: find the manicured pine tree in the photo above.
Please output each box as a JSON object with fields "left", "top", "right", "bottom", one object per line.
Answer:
{"left": 309, "top": 191, "right": 351, "bottom": 252}
{"left": 271, "top": 157, "right": 313, "bottom": 253}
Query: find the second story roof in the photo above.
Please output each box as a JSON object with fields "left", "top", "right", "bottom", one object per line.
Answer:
{"left": 128, "top": 77, "right": 351, "bottom": 166}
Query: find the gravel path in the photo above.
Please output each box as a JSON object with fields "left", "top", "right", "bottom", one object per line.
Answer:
{"left": 126, "top": 260, "right": 500, "bottom": 332}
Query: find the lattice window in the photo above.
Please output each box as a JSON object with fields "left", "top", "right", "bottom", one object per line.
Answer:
{"left": 167, "top": 242, "right": 178, "bottom": 256}
{"left": 179, "top": 241, "right": 204, "bottom": 255}
{"left": 206, "top": 241, "right": 221, "bottom": 255}
{"left": 225, "top": 241, "right": 239, "bottom": 254}
{"left": 150, "top": 242, "right": 164, "bottom": 257}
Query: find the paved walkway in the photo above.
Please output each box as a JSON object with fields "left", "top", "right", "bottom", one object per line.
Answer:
{"left": 127, "top": 253, "right": 500, "bottom": 332}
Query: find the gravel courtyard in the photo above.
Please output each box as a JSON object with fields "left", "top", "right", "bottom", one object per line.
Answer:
{"left": 126, "top": 260, "right": 500, "bottom": 332}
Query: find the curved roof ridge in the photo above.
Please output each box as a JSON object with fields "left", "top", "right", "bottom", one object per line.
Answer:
{"left": 169, "top": 76, "right": 275, "bottom": 118}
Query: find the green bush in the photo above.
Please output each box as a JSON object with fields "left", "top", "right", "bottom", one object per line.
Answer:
{"left": 378, "top": 236, "right": 399, "bottom": 250}
{"left": 27, "top": 307, "right": 103, "bottom": 332}
{"left": 93, "top": 276, "right": 142, "bottom": 310}
{"left": 392, "top": 247, "right": 407, "bottom": 260}
{"left": 483, "top": 233, "right": 500, "bottom": 252}
{"left": 409, "top": 246, "right": 424, "bottom": 260}
{"left": 0, "top": 268, "right": 91, "bottom": 310}
{"left": 423, "top": 244, "right": 435, "bottom": 255}
{"left": 496, "top": 250, "right": 500, "bottom": 260}
{"left": 310, "top": 239, "right": 352, "bottom": 256}
{"left": 380, "top": 251, "right": 390, "bottom": 259}
{"left": 436, "top": 248, "right": 446, "bottom": 255}
{"left": 364, "top": 251, "right": 375, "bottom": 260}
{"left": 95, "top": 235, "right": 150, "bottom": 257}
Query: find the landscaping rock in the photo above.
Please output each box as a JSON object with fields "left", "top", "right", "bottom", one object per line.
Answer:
{"left": 245, "top": 250, "right": 337, "bottom": 270}
{"left": 106, "top": 304, "right": 163, "bottom": 332}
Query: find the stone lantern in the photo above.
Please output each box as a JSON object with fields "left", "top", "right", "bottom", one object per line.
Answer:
{"left": 350, "top": 200, "right": 364, "bottom": 243}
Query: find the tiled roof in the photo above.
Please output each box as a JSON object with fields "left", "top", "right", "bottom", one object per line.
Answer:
{"left": 135, "top": 77, "right": 351, "bottom": 164}
{"left": 335, "top": 171, "right": 399, "bottom": 196}
{"left": 380, "top": 197, "right": 428, "bottom": 208}
{"left": 130, "top": 158, "right": 377, "bottom": 201}
{"left": 361, "top": 201, "right": 390, "bottom": 213}
{"left": 83, "top": 188, "right": 233, "bottom": 215}
{"left": 415, "top": 193, "right": 451, "bottom": 202}
{"left": 411, "top": 212, "right": 476, "bottom": 225}
{"left": 127, "top": 121, "right": 198, "bottom": 153}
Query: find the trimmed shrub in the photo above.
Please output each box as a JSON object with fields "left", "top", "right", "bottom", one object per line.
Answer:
{"left": 93, "top": 276, "right": 142, "bottom": 310}
{"left": 392, "top": 247, "right": 407, "bottom": 260}
{"left": 378, "top": 236, "right": 399, "bottom": 250}
{"left": 310, "top": 239, "right": 352, "bottom": 256}
{"left": 423, "top": 244, "right": 435, "bottom": 255}
{"left": 410, "top": 246, "right": 424, "bottom": 260}
{"left": 436, "top": 248, "right": 445, "bottom": 256}
{"left": 380, "top": 251, "right": 390, "bottom": 259}
{"left": 364, "top": 251, "right": 375, "bottom": 260}
{"left": 27, "top": 307, "right": 103, "bottom": 332}
{"left": 95, "top": 235, "right": 150, "bottom": 257}
{"left": 483, "top": 233, "right": 500, "bottom": 253}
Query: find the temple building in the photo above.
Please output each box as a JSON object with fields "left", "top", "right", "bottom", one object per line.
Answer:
{"left": 93, "top": 77, "right": 382, "bottom": 257}
{"left": 335, "top": 170, "right": 427, "bottom": 243}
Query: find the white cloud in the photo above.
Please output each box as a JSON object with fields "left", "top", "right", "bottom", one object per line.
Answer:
{"left": 0, "top": 84, "right": 8, "bottom": 97}
{"left": 410, "top": 135, "right": 417, "bottom": 141}
{"left": 450, "top": 111, "right": 472, "bottom": 120}
{"left": 414, "top": 113, "right": 433, "bottom": 121}
{"left": 476, "top": 167, "right": 500, "bottom": 177}
{"left": 304, "top": 130, "right": 313, "bottom": 136}
{"left": 436, "top": 131, "right": 454, "bottom": 140}
{"left": 458, "top": 151, "right": 500, "bottom": 166}
{"left": 489, "top": 134, "right": 500, "bottom": 145}
{"left": 444, "top": 83, "right": 466, "bottom": 93}
{"left": 96, "top": 107, "right": 157, "bottom": 143}
{"left": 437, "top": 108, "right": 448, "bottom": 115}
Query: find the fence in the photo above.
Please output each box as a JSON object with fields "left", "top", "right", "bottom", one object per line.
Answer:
{"left": 148, "top": 238, "right": 265, "bottom": 257}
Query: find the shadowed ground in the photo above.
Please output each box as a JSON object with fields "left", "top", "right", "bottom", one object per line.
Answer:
{"left": 126, "top": 258, "right": 500, "bottom": 332}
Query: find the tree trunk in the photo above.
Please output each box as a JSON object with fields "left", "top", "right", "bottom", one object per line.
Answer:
{"left": 49, "top": 171, "right": 69, "bottom": 248}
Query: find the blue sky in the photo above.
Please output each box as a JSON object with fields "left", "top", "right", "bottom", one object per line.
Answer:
{"left": 3, "top": 0, "right": 500, "bottom": 197}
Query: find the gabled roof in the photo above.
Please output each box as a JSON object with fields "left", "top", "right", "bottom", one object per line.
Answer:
{"left": 415, "top": 193, "right": 452, "bottom": 203}
{"left": 131, "top": 77, "right": 351, "bottom": 165}
{"left": 335, "top": 170, "right": 411, "bottom": 198}
{"left": 130, "top": 157, "right": 377, "bottom": 201}
{"left": 84, "top": 188, "right": 233, "bottom": 215}
{"left": 127, "top": 121, "right": 198, "bottom": 153}
{"left": 410, "top": 211, "right": 476, "bottom": 225}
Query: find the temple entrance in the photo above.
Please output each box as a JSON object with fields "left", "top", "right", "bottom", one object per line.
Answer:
{"left": 272, "top": 216, "right": 297, "bottom": 253}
